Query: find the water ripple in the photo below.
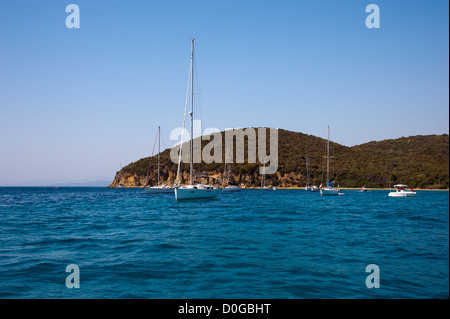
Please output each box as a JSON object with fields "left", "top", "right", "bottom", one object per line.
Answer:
{"left": 0, "top": 187, "right": 448, "bottom": 298}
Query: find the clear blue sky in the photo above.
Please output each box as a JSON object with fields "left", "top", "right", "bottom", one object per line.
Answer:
{"left": 0, "top": 0, "right": 448, "bottom": 185}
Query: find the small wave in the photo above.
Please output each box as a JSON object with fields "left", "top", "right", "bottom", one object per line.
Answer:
{"left": 155, "top": 243, "right": 183, "bottom": 250}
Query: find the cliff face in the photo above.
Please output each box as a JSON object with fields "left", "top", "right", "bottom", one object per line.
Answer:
{"left": 110, "top": 172, "right": 147, "bottom": 188}
{"left": 108, "top": 129, "right": 449, "bottom": 189}
{"left": 110, "top": 170, "right": 304, "bottom": 188}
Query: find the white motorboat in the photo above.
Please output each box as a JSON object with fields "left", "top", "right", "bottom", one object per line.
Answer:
{"left": 310, "top": 185, "right": 320, "bottom": 192}
{"left": 145, "top": 126, "right": 174, "bottom": 194}
{"left": 320, "top": 125, "right": 340, "bottom": 196}
{"left": 388, "top": 184, "right": 416, "bottom": 197}
{"left": 174, "top": 39, "right": 220, "bottom": 200}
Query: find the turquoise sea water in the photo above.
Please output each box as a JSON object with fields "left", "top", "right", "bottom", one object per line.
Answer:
{"left": 0, "top": 187, "right": 448, "bottom": 299}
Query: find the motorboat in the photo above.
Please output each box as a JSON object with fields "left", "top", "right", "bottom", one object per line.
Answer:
{"left": 388, "top": 184, "right": 416, "bottom": 197}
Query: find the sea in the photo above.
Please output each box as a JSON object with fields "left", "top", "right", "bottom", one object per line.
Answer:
{"left": 0, "top": 187, "right": 448, "bottom": 299}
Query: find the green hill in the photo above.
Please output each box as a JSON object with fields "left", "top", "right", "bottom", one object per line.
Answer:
{"left": 109, "top": 129, "right": 449, "bottom": 189}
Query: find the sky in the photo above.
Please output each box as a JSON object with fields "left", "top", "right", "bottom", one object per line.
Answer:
{"left": 0, "top": 0, "right": 448, "bottom": 186}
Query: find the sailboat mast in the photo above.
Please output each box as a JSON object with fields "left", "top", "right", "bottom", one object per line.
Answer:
{"left": 306, "top": 157, "right": 309, "bottom": 186}
{"left": 262, "top": 164, "right": 265, "bottom": 187}
{"left": 190, "top": 38, "right": 194, "bottom": 185}
{"left": 157, "top": 126, "right": 160, "bottom": 187}
{"left": 327, "top": 125, "right": 330, "bottom": 184}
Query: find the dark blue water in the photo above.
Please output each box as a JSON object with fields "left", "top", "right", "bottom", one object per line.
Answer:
{"left": 0, "top": 187, "right": 448, "bottom": 298}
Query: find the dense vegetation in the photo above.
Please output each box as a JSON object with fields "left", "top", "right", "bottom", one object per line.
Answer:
{"left": 110, "top": 129, "right": 449, "bottom": 189}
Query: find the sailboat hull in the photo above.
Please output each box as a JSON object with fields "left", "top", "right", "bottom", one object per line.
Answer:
{"left": 222, "top": 186, "right": 241, "bottom": 192}
{"left": 320, "top": 188, "right": 340, "bottom": 196}
{"left": 145, "top": 187, "right": 174, "bottom": 194}
{"left": 175, "top": 188, "right": 221, "bottom": 200}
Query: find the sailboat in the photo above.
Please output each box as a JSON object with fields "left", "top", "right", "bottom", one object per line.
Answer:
{"left": 320, "top": 125, "right": 340, "bottom": 196}
{"left": 305, "top": 157, "right": 311, "bottom": 191}
{"left": 174, "top": 39, "right": 221, "bottom": 200}
{"left": 261, "top": 164, "right": 276, "bottom": 190}
{"left": 305, "top": 156, "right": 319, "bottom": 192}
{"left": 145, "top": 126, "right": 174, "bottom": 194}
{"left": 116, "top": 162, "right": 126, "bottom": 189}
{"left": 222, "top": 163, "right": 241, "bottom": 192}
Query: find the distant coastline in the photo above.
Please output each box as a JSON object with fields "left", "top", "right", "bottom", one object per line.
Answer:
{"left": 0, "top": 180, "right": 111, "bottom": 187}
{"left": 109, "top": 129, "right": 449, "bottom": 190}
{"left": 105, "top": 185, "right": 449, "bottom": 191}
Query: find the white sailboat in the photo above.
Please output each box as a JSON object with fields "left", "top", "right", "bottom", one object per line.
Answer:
{"left": 305, "top": 157, "right": 311, "bottom": 191}
{"left": 305, "top": 156, "right": 319, "bottom": 192}
{"left": 145, "top": 126, "right": 174, "bottom": 194}
{"left": 320, "top": 125, "right": 340, "bottom": 196}
{"left": 116, "top": 162, "right": 126, "bottom": 189}
{"left": 222, "top": 163, "right": 241, "bottom": 192}
{"left": 174, "top": 39, "right": 221, "bottom": 200}
{"left": 261, "top": 164, "right": 276, "bottom": 190}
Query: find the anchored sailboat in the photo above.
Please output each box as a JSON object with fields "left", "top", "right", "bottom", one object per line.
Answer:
{"left": 305, "top": 156, "right": 319, "bottom": 192}
{"left": 174, "top": 39, "right": 221, "bottom": 200}
{"left": 261, "top": 164, "right": 276, "bottom": 190}
{"left": 145, "top": 126, "right": 174, "bottom": 194}
{"left": 222, "top": 148, "right": 241, "bottom": 192}
{"left": 116, "top": 162, "right": 126, "bottom": 188}
{"left": 222, "top": 163, "right": 241, "bottom": 192}
{"left": 305, "top": 157, "right": 311, "bottom": 191}
{"left": 320, "top": 125, "right": 340, "bottom": 196}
